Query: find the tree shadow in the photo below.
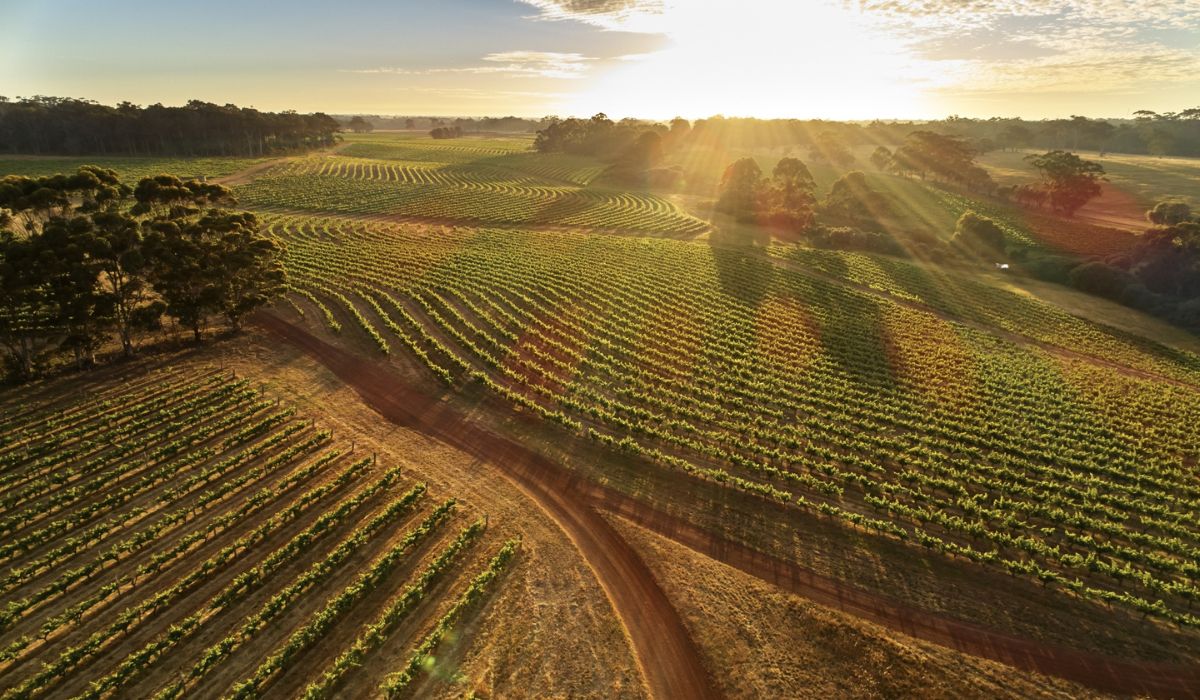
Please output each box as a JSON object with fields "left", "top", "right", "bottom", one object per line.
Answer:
{"left": 786, "top": 252, "right": 897, "bottom": 392}
{"left": 708, "top": 221, "right": 775, "bottom": 310}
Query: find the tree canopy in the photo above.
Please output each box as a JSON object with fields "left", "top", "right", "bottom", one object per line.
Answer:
{"left": 714, "top": 157, "right": 818, "bottom": 231}
{"left": 0, "top": 167, "right": 286, "bottom": 380}
{"left": 889, "top": 131, "right": 994, "bottom": 192}
{"left": 346, "top": 116, "right": 373, "bottom": 133}
{"left": 1025, "top": 150, "right": 1106, "bottom": 216}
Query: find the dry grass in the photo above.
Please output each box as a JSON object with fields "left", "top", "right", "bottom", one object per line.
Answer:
{"left": 609, "top": 514, "right": 1107, "bottom": 700}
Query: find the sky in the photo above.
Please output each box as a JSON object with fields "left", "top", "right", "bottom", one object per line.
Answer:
{"left": 2, "top": 0, "right": 1199, "bottom": 120}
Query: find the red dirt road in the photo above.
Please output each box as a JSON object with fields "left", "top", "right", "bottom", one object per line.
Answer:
{"left": 598, "top": 496, "right": 1200, "bottom": 700}
{"left": 254, "top": 312, "right": 1200, "bottom": 700}
{"left": 252, "top": 312, "right": 721, "bottom": 700}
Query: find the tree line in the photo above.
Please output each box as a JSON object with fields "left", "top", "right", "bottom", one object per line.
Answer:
{"left": 0, "top": 167, "right": 286, "bottom": 381}
{"left": 1067, "top": 202, "right": 1200, "bottom": 328}
{"left": 534, "top": 111, "right": 1200, "bottom": 159}
{"left": 0, "top": 97, "right": 340, "bottom": 157}
{"left": 335, "top": 115, "right": 548, "bottom": 133}
{"left": 870, "top": 134, "right": 1106, "bottom": 216}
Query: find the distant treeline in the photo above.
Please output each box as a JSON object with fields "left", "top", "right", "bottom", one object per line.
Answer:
{"left": 335, "top": 114, "right": 548, "bottom": 133}
{"left": 534, "top": 111, "right": 1200, "bottom": 158}
{"left": 0, "top": 97, "right": 341, "bottom": 157}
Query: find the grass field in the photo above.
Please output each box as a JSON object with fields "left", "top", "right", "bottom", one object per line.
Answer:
{"left": 980, "top": 149, "right": 1200, "bottom": 238}
{"left": 0, "top": 361, "right": 518, "bottom": 699}
{"left": 981, "top": 149, "right": 1200, "bottom": 208}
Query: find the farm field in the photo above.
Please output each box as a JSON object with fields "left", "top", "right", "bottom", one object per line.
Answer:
{"left": 0, "top": 156, "right": 271, "bottom": 183}
{"left": 11, "top": 1, "right": 1200, "bottom": 696}
{"left": 266, "top": 209, "right": 1200, "bottom": 635}
{"left": 980, "top": 149, "right": 1200, "bottom": 233}
{"left": 5, "top": 134, "right": 1200, "bottom": 699}
{"left": 0, "top": 359, "right": 521, "bottom": 699}
{"left": 235, "top": 133, "right": 705, "bottom": 234}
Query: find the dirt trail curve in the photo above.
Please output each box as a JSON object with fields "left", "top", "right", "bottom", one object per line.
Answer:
{"left": 599, "top": 496, "right": 1200, "bottom": 700}
{"left": 255, "top": 312, "right": 1200, "bottom": 700}
{"left": 252, "top": 312, "right": 721, "bottom": 700}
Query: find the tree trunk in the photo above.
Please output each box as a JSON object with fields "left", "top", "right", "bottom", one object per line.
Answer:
{"left": 193, "top": 323, "right": 203, "bottom": 343}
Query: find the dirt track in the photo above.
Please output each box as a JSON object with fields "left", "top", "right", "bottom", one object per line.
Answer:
{"left": 253, "top": 311, "right": 1200, "bottom": 699}
{"left": 251, "top": 312, "right": 721, "bottom": 700}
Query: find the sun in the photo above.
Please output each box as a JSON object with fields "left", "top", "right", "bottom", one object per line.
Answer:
{"left": 561, "top": 0, "right": 947, "bottom": 120}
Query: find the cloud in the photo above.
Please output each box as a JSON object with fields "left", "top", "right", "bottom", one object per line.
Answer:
{"left": 344, "top": 51, "right": 594, "bottom": 79}
{"left": 478, "top": 51, "right": 593, "bottom": 78}
{"left": 851, "top": 1, "right": 1200, "bottom": 29}
{"left": 515, "top": 0, "right": 667, "bottom": 31}
{"left": 847, "top": 0, "right": 1200, "bottom": 96}
{"left": 939, "top": 45, "right": 1200, "bottom": 94}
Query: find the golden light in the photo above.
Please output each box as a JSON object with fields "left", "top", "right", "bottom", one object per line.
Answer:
{"left": 562, "top": 1, "right": 951, "bottom": 120}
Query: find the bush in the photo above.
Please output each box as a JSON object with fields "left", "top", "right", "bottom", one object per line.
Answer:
{"left": 1021, "top": 253, "right": 1077, "bottom": 285}
{"left": 808, "top": 225, "right": 905, "bottom": 256}
{"left": 1171, "top": 298, "right": 1200, "bottom": 330}
{"left": 645, "top": 166, "right": 683, "bottom": 188}
{"left": 1120, "top": 282, "right": 1169, "bottom": 314}
{"left": 1068, "top": 261, "right": 1136, "bottom": 299}
{"left": 952, "top": 211, "right": 1006, "bottom": 251}
{"left": 1147, "top": 200, "right": 1192, "bottom": 226}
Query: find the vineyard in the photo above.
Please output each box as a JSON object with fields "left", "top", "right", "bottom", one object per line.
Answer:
{"left": 0, "top": 363, "right": 517, "bottom": 699}
{"left": 235, "top": 136, "right": 705, "bottom": 234}
{"left": 268, "top": 212, "right": 1200, "bottom": 632}
{"left": 0, "top": 156, "right": 269, "bottom": 184}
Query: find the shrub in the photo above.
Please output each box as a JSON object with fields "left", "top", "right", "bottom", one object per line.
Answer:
{"left": 1147, "top": 200, "right": 1193, "bottom": 226}
{"left": 952, "top": 211, "right": 1006, "bottom": 251}
{"left": 1171, "top": 298, "right": 1200, "bottom": 331}
{"left": 1021, "top": 253, "right": 1077, "bottom": 285}
{"left": 1068, "top": 261, "right": 1135, "bottom": 299}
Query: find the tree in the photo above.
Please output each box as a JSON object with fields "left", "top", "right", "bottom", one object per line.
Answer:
{"left": 205, "top": 212, "right": 287, "bottom": 330}
{"left": 869, "top": 146, "right": 893, "bottom": 170}
{"left": 87, "top": 211, "right": 163, "bottom": 356}
{"left": 347, "top": 116, "right": 373, "bottom": 133}
{"left": 770, "top": 158, "right": 816, "bottom": 210}
{"left": 1068, "top": 261, "right": 1135, "bottom": 299}
{"left": 952, "top": 211, "right": 1006, "bottom": 252}
{"left": 665, "top": 117, "right": 691, "bottom": 147}
{"left": 1025, "top": 150, "right": 1105, "bottom": 216}
{"left": 0, "top": 166, "right": 128, "bottom": 235}
{"left": 620, "top": 131, "right": 664, "bottom": 170}
{"left": 430, "top": 126, "right": 463, "bottom": 139}
{"left": 1128, "top": 214, "right": 1200, "bottom": 298}
{"left": 809, "top": 131, "right": 854, "bottom": 167}
{"left": 0, "top": 165, "right": 284, "bottom": 380}
{"left": 715, "top": 158, "right": 764, "bottom": 221}
{"left": 890, "top": 131, "right": 984, "bottom": 188}
{"left": 763, "top": 158, "right": 817, "bottom": 232}
{"left": 145, "top": 209, "right": 285, "bottom": 341}
{"left": 822, "top": 171, "right": 886, "bottom": 225}
{"left": 38, "top": 217, "right": 113, "bottom": 368}
{"left": 132, "top": 175, "right": 235, "bottom": 219}
{"left": 404, "top": 118, "right": 415, "bottom": 130}
{"left": 0, "top": 233, "right": 57, "bottom": 379}
{"left": 0, "top": 97, "right": 339, "bottom": 157}
{"left": 144, "top": 220, "right": 220, "bottom": 342}
{"left": 1147, "top": 200, "right": 1193, "bottom": 226}
{"left": 998, "top": 123, "right": 1033, "bottom": 151}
